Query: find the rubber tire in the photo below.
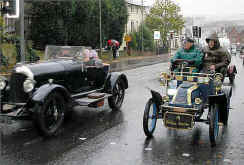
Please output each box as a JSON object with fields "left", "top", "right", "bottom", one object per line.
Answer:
{"left": 33, "top": 91, "right": 66, "bottom": 137}
{"left": 222, "top": 86, "right": 232, "bottom": 126}
{"left": 209, "top": 104, "right": 219, "bottom": 147}
{"left": 108, "top": 79, "right": 125, "bottom": 111}
{"left": 143, "top": 98, "right": 157, "bottom": 137}
{"left": 222, "top": 96, "right": 230, "bottom": 126}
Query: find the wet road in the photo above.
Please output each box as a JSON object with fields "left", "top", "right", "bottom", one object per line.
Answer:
{"left": 0, "top": 56, "right": 244, "bottom": 165}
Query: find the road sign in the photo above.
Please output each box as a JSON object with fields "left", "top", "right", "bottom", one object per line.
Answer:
{"left": 124, "top": 34, "right": 132, "bottom": 42}
{"left": 154, "top": 31, "right": 160, "bottom": 40}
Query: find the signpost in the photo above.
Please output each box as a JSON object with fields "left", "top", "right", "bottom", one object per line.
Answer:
{"left": 154, "top": 31, "right": 160, "bottom": 55}
{"left": 124, "top": 34, "right": 132, "bottom": 56}
{"left": 154, "top": 31, "right": 160, "bottom": 40}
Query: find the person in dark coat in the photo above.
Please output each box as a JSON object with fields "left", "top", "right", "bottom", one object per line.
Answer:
{"left": 202, "top": 33, "right": 231, "bottom": 76}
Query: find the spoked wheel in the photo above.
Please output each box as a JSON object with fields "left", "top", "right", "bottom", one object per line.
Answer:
{"left": 108, "top": 79, "right": 125, "bottom": 111}
{"left": 209, "top": 103, "right": 220, "bottom": 147}
{"left": 143, "top": 98, "right": 158, "bottom": 137}
{"left": 33, "top": 91, "right": 66, "bottom": 137}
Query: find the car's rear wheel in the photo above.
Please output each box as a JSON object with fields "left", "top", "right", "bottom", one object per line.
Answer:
{"left": 33, "top": 91, "right": 66, "bottom": 137}
{"left": 209, "top": 103, "right": 219, "bottom": 147}
{"left": 143, "top": 98, "right": 157, "bottom": 137}
{"left": 222, "top": 97, "right": 230, "bottom": 126}
{"left": 108, "top": 79, "right": 125, "bottom": 111}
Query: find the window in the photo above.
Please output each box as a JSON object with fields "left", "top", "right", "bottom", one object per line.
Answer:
{"left": 131, "top": 21, "right": 135, "bottom": 32}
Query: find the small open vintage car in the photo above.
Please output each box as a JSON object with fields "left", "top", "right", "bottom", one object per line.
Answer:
{"left": 0, "top": 45, "right": 128, "bottom": 136}
{"left": 143, "top": 60, "right": 232, "bottom": 147}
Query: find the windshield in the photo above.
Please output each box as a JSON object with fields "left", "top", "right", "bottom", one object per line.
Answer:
{"left": 44, "top": 45, "right": 87, "bottom": 60}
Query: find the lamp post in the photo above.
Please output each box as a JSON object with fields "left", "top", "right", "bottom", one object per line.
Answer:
{"left": 141, "top": 0, "right": 144, "bottom": 53}
{"left": 20, "top": 0, "right": 24, "bottom": 62}
{"left": 99, "top": 0, "right": 102, "bottom": 56}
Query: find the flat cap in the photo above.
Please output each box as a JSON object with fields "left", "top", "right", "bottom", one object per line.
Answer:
{"left": 185, "top": 37, "right": 194, "bottom": 43}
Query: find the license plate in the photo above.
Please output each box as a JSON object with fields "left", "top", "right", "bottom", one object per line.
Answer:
{"left": 164, "top": 112, "right": 193, "bottom": 129}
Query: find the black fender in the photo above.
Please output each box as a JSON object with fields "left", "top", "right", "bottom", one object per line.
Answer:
{"left": 208, "top": 93, "right": 226, "bottom": 106}
{"left": 208, "top": 86, "right": 232, "bottom": 105}
{"left": 208, "top": 86, "right": 232, "bottom": 123}
{"left": 104, "top": 72, "right": 128, "bottom": 93}
{"left": 31, "top": 83, "right": 71, "bottom": 105}
{"left": 150, "top": 90, "right": 163, "bottom": 111}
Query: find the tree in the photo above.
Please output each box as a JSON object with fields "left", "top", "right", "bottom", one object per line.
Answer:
{"left": 145, "top": 0, "right": 184, "bottom": 46}
{"left": 29, "top": 0, "right": 128, "bottom": 50}
{"left": 130, "top": 24, "right": 154, "bottom": 51}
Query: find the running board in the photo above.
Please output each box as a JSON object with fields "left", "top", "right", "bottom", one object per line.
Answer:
{"left": 75, "top": 93, "right": 112, "bottom": 107}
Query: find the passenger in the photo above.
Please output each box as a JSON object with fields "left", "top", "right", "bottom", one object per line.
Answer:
{"left": 89, "top": 49, "right": 103, "bottom": 68}
{"left": 170, "top": 37, "right": 203, "bottom": 73}
{"left": 83, "top": 49, "right": 90, "bottom": 62}
{"left": 83, "top": 49, "right": 103, "bottom": 68}
{"left": 202, "top": 33, "right": 231, "bottom": 76}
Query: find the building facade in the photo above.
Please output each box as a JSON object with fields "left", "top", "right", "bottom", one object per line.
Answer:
{"left": 121, "top": 0, "right": 148, "bottom": 50}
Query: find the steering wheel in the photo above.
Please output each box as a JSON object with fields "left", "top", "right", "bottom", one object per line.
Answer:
{"left": 171, "top": 59, "right": 195, "bottom": 71}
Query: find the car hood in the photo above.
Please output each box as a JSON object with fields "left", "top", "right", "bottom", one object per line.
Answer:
{"left": 26, "top": 61, "right": 65, "bottom": 76}
{"left": 14, "top": 60, "right": 78, "bottom": 84}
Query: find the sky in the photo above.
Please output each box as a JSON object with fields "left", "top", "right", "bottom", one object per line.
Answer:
{"left": 143, "top": 0, "right": 244, "bottom": 17}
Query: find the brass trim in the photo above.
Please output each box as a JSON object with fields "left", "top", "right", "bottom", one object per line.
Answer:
{"left": 187, "top": 84, "right": 198, "bottom": 105}
{"left": 171, "top": 88, "right": 179, "bottom": 103}
{"left": 175, "top": 75, "right": 183, "bottom": 81}
{"left": 187, "top": 76, "right": 194, "bottom": 82}
{"left": 161, "top": 105, "right": 198, "bottom": 112}
{"left": 163, "top": 112, "right": 194, "bottom": 130}
{"left": 173, "top": 107, "right": 187, "bottom": 113}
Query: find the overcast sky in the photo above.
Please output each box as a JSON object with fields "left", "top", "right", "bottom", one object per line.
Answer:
{"left": 143, "top": 0, "right": 244, "bottom": 16}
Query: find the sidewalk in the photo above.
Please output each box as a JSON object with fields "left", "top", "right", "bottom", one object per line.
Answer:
{"left": 108, "top": 52, "right": 173, "bottom": 72}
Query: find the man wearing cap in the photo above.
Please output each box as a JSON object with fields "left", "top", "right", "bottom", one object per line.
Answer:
{"left": 202, "top": 33, "right": 231, "bottom": 76}
{"left": 170, "top": 37, "right": 203, "bottom": 73}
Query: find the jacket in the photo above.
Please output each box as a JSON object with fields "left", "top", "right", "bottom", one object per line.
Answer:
{"left": 171, "top": 45, "right": 203, "bottom": 72}
{"left": 203, "top": 33, "right": 231, "bottom": 71}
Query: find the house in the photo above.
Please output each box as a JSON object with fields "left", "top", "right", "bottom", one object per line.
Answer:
{"left": 120, "top": 0, "right": 149, "bottom": 50}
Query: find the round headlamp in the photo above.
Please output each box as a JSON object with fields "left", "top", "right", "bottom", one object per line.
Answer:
{"left": 23, "top": 79, "right": 35, "bottom": 93}
{"left": 0, "top": 76, "right": 6, "bottom": 90}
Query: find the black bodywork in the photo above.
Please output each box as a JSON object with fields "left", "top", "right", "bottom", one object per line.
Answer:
{"left": 0, "top": 45, "right": 128, "bottom": 136}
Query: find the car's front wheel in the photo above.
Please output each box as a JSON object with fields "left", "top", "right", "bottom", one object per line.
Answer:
{"left": 108, "top": 79, "right": 125, "bottom": 111}
{"left": 33, "top": 91, "right": 66, "bottom": 137}
{"left": 143, "top": 98, "right": 157, "bottom": 137}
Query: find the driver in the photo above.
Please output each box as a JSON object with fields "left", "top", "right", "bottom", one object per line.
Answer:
{"left": 202, "top": 33, "right": 231, "bottom": 76}
{"left": 170, "top": 37, "right": 203, "bottom": 73}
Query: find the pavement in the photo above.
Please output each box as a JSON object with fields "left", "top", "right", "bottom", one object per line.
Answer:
{"left": 108, "top": 52, "right": 173, "bottom": 72}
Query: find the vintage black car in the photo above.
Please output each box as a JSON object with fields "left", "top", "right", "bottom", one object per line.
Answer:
{"left": 0, "top": 45, "right": 128, "bottom": 136}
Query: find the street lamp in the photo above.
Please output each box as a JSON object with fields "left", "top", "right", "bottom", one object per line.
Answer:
{"left": 99, "top": 0, "right": 102, "bottom": 56}
{"left": 141, "top": 0, "right": 144, "bottom": 53}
